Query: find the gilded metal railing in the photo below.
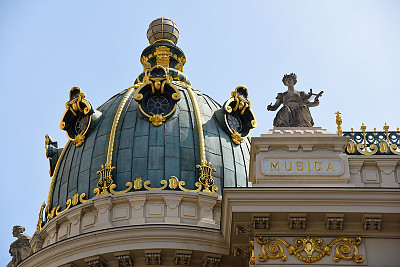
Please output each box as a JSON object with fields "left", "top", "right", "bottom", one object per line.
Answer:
{"left": 336, "top": 111, "right": 400, "bottom": 155}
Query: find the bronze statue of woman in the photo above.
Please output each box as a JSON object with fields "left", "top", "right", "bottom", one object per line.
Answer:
{"left": 267, "top": 73, "right": 323, "bottom": 127}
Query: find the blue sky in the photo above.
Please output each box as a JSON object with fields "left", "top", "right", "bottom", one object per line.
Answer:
{"left": 1, "top": 0, "right": 399, "bottom": 264}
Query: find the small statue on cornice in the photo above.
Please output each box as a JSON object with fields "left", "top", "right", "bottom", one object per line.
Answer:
{"left": 7, "top": 226, "right": 31, "bottom": 267}
{"left": 267, "top": 73, "right": 323, "bottom": 127}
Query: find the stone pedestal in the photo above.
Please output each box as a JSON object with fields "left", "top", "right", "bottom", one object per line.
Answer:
{"left": 250, "top": 127, "right": 351, "bottom": 186}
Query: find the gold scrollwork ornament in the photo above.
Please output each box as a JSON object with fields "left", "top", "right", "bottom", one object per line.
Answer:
{"left": 143, "top": 179, "right": 168, "bottom": 190}
{"left": 389, "top": 144, "right": 400, "bottom": 155}
{"left": 356, "top": 143, "right": 378, "bottom": 155}
{"left": 110, "top": 182, "right": 133, "bottom": 194}
{"left": 249, "top": 240, "right": 255, "bottom": 265}
{"left": 256, "top": 236, "right": 364, "bottom": 264}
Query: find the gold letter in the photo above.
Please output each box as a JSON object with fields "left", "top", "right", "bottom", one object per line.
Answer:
{"left": 327, "top": 161, "right": 335, "bottom": 171}
{"left": 314, "top": 162, "right": 321, "bottom": 171}
{"left": 284, "top": 161, "right": 292, "bottom": 171}
{"left": 307, "top": 161, "right": 310, "bottom": 171}
{"left": 271, "top": 161, "right": 279, "bottom": 171}
{"left": 296, "top": 161, "right": 303, "bottom": 171}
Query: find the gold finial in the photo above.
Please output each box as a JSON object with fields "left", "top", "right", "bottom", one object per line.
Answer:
{"left": 374, "top": 127, "right": 376, "bottom": 132}
{"left": 397, "top": 127, "right": 399, "bottom": 132}
{"left": 335, "top": 111, "right": 342, "bottom": 136}
{"left": 360, "top": 123, "right": 367, "bottom": 146}
{"left": 383, "top": 123, "right": 389, "bottom": 142}
{"left": 383, "top": 122, "right": 389, "bottom": 132}
{"left": 351, "top": 128, "right": 354, "bottom": 132}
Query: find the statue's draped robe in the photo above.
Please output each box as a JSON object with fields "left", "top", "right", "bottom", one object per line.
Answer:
{"left": 273, "top": 91, "right": 314, "bottom": 127}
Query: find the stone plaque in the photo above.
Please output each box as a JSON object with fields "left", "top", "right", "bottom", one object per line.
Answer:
{"left": 263, "top": 158, "right": 342, "bottom": 175}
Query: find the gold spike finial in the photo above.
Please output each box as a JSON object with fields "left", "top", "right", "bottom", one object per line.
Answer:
{"left": 335, "top": 111, "right": 342, "bottom": 136}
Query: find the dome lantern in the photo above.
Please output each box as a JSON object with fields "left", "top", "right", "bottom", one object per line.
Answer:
{"left": 147, "top": 17, "right": 180, "bottom": 45}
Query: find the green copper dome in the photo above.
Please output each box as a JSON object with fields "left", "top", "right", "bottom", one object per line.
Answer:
{"left": 47, "top": 85, "right": 251, "bottom": 211}
{"left": 44, "top": 18, "right": 255, "bottom": 221}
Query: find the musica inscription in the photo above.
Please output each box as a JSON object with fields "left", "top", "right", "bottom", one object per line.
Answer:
{"left": 262, "top": 158, "right": 342, "bottom": 175}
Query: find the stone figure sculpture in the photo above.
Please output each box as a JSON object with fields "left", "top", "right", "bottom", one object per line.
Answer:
{"left": 7, "top": 225, "right": 31, "bottom": 267}
{"left": 267, "top": 73, "right": 323, "bottom": 127}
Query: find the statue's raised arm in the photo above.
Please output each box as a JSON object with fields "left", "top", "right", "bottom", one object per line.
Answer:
{"left": 267, "top": 73, "right": 322, "bottom": 127}
{"left": 267, "top": 93, "right": 283, "bottom": 111}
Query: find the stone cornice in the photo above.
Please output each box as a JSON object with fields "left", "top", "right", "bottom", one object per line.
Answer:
{"left": 20, "top": 225, "right": 227, "bottom": 267}
{"left": 221, "top": 188, "right": 400, "bottom": 246}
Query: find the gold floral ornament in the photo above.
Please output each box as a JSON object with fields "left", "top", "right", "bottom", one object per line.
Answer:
{"left": 257, "top": 236, "right": 364, "bottom": 264}
{"left": 134, "top": 65, "right": 181, "bottom": 127}
{"left": 219, "top": 86, "right": 256, "bottom": 145}
{"left": 60, "top": 87, "right": 101, "bottom": 147}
